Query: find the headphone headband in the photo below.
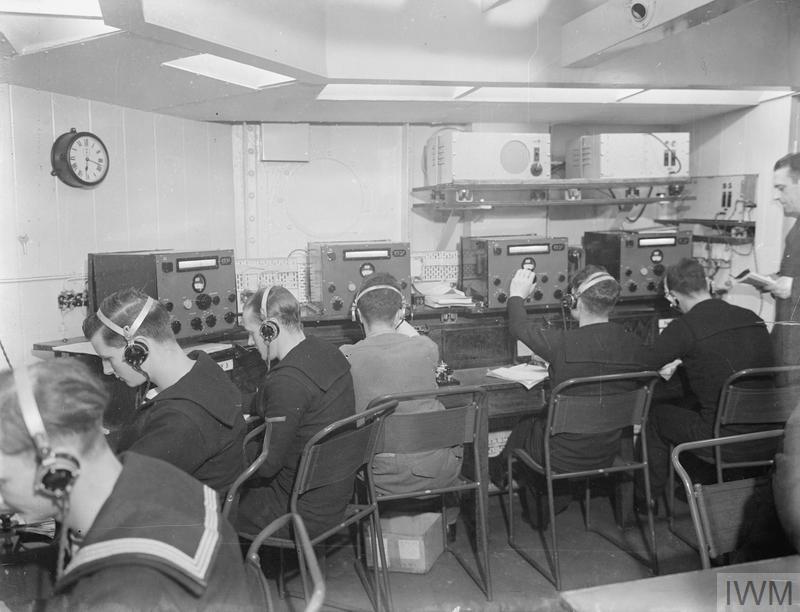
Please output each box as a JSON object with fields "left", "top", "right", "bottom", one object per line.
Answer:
{"left": 97, "top": 296, "right": 155, "bottom": 342}
{"left": 13, "top": 367, "right": 51, "bottom": 460}
{"left": 260, "top": 285, "right": 274, "bottom": 320}
{"left": 575, "top": 272, "right": 615, "bottom": 298}
{"left": 351, "top": 285, "right": 406, "bottom": 323}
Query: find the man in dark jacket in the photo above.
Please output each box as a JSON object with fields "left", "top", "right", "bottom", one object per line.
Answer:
{"left": 0, "top": 360, "right": 265, "bottom": 611}
{"left": 639, "top": 258, "right": 774, "bottom": 504}
{"left": 235, "top": 285, "right": 355, "bottom": 538}
{"left": 83, "top": 287, "right": 246, "bottom": 494}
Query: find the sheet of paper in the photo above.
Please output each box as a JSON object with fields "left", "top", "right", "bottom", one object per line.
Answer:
{"left": 486, "top": 363, "right": 549, "bottom": 390}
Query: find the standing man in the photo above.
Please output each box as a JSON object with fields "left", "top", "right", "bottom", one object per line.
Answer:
{"left": 766, "top": 152, "right": 800, "bottom": 377}
{"left": 0, "top": 360, "right": 264, "bottom": 610}
{"left": 82, "top": 287, "right": 246, "bottom": 495}
{"left": 235, "top": 285, "right": 355, "bottom": 538}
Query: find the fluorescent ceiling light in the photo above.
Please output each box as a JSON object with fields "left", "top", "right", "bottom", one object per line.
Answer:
{"left": 619, "top": 89, "right": 796, "bottom": 105}
{"left": 0, "top": 0, "right": 102, "bottom": 18}
{"left": 162, "top": 54, "right": 294, "bottom": 90}
{"left": 459, "top": 87, "right": 643, "bottom": 103}
{"left": 318, "top": 84, "right": 471, "bottom": 101}
{"left": 0, "top": 14, "right": 117, "bottom": 54}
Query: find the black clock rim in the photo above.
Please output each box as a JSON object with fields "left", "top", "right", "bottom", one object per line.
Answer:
{"left": 51, "top": 130, "right": 110, "bottom": 188}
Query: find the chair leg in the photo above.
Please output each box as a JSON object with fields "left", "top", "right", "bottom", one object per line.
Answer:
{"left": 642, "top": 467, "right": 660, "bottom": 575}
{"left": 584, "top": 479, "right": 592, "bottom": 530}
{"left": 546, "top": 476, "right": 561, "bottom": 591}
{"left": 668, "top": 444, "right": 675, "bottom": 527}
{"left": 475, "top": 476, "right": 493, "bottom": 600}
{"left": 370, "top": 511, "right": 393, "bottom": 612}
{"left": 507, "top": 452, "right": 516, "bottom": 544}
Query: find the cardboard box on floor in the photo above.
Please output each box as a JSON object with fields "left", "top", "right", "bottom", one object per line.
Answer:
{"left": 365, "top": 512, "right": 444, "bottom": 574}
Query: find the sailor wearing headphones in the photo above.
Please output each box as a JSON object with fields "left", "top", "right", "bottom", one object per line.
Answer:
{"left": 489, "top": 265, "right": 648, "bottom": 525}
{"left": 82, "top": 287, "right": 246, "bottom": 495}
{"left": 236, "top": 285, "right": 355, "bottom": 539}
{"left": 0, "top": 360, "right": 264, "bottom": 610}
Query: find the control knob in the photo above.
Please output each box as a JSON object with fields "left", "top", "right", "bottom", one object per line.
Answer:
{"left": 493, "top": 277, "right": 502, "bottom": 287}
{"left": 533, "top": 290, "right": 543, "bottom": 301}
{"left": 647, "top": 281, "right": 657, "bottom": 292}
{"left": 493, "top": 246, "right": 503, "bottom": 256}
{"left": 653, "top": 264, "right": 665, "bottom": 276}
{"left": 558, "top": 273, "right": 566, "bottom": 282}
{"left": 171, "top": 320, "right": 182, "bottom": 335}
{"left": 164, "top": 301, "right": 174, "bottom": 312}
{"left": 227, "top": 293, "right": 236, "bottom": 303}
{"left": 553, "top": 289, "right": 564, "bottom": 300}
{"left": 212, "top": 295, "right": 220, "bottom": 305}
{"left": 624, "top": 268, "right": 633, "bottom": 277}
{"left": 540, "top": 274, "right": 549, "bottom": 283}
{"left": 331, "top": 297, "right": 344, "bottom": 311}
{"left": 196, "top": 294, "right": 212, "bottom": 310}
{"left": 224, "top": 312, "right": 237, "bottom": 325}
{"left": 205, "top": 314, "right": 217, "bottom": 328}
{"left": 628, "top": 282, "right": 638, "bottom": 293}
{"left": 328, "top": 283, "right": 336, "bottom": 293}
{"left": 190, "top": 317, "right": 203, "bottom": 331}
{"left": 496, "top": 292, "right": 507, "bottom": 304}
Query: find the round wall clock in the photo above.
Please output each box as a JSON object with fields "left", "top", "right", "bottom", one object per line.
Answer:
{"left": 51, "top": 128, "right": 109, "bottom": 188}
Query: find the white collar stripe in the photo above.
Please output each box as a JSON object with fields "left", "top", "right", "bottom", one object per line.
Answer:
{"left": 63, "top": 486, "right": 219, "bottom": 583}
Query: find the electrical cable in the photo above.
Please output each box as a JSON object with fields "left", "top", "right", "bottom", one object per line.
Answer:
{"left": 0, "top": 336, "right": 13, "bottom": 371}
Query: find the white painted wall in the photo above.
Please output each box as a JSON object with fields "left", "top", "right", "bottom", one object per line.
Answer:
{"left": 0, "top": 84, "right": 235, "bottom": 367}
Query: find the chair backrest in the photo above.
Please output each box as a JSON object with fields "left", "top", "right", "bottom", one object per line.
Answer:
{"left": 546, "top": 371, "right": 660, "bottom": 435}
{"left": 671, "top": 429, "right": 785, "bottom": 568}
{"left": 292, "top": 399, "right": 398, "bottom": 500}
{"left": 369, "top": 387, "right": 484, "bottom": 454}
{"left": 717, "top": 366, "right": 800, "bottom": 429}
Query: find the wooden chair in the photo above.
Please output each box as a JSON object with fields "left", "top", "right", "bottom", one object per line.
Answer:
{"left": 246, "top": 513, "right": 325, "bottom": 612}
{"left": 227, "top": 400, "right": 398, "bottom": 612}
{"left": 667, "top": 365, "right": 800, "bottom": 526}
{"left": 671, "top": 429, "right": 785, "bottom": 568}
{"left": 506, "top": 371, "right": 661, "bottom": 590}
{"left": 365, "top": 386, "right": 492, "bottom": 601}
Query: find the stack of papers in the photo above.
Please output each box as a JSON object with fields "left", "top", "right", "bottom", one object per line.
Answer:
{"left": 733, "top": 269, "right": 772, "bottom": 290}
{"left": 413, "top": 280, "right": 474, "bottom": 308}
{"left": 487, "top": 363, "right": 549, "bottom": 390}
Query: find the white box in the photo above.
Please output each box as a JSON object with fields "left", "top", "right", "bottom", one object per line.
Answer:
{"left": 565, "top": 132, "right": 690, "bottom": 179}
{"left": 425, "top": 132, "right": 551, "bottom": 185}
{"left": 365, "top": 512, "right": 444, "bottom": 574}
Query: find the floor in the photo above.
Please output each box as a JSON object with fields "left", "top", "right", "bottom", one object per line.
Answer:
{"left": 268, "top": 486, "right": 705, "bottom": 612}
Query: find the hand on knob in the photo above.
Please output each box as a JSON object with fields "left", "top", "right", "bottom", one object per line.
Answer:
{"left": 510, "top": 268, "right": 537, "bottom": 299}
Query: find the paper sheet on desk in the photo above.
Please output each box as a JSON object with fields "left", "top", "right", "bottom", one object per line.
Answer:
{"left": 413, "top": 280, "right": 474, "bottom": 308}
{"left": 487, "top": 364, "right": 549, "bottom": 390}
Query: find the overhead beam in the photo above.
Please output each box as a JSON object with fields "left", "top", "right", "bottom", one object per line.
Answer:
{"left": 562, "top": 0, "right": 758, "bottom": 68}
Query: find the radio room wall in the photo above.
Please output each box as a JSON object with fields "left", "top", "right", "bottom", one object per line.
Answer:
{"left": 0, "top": 84, "right": 235, "bottom": 367}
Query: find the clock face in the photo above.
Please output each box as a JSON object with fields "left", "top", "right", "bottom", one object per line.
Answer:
{"left": 68, "top": 134, "right": 108, "bottom": 184}
{"left": 51, "top": 129, "right": 110, "bottom": 188}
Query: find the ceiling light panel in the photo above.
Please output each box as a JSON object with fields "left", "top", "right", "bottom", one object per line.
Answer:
{"left": 459, "top": 87, "right": 643, "bottom": 103}
{"left": 318, "top": 84, "right": 472, "bottom": 101}
{"left": 162, "top": 54, "right": 295, "bottom": 90}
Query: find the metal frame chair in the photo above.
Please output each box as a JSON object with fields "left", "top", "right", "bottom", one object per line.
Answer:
{"left": 506, "top": 371, "right": 661, "bottom": 590}
{"left": 667, "top": 365, "right": 800, "bottom": 527}
{"left": 227, "top": 400, "right": 398, "bottom": 612}
{"left": 365, "top": 386, "right": 492, "bottom": 601}
{"left": 671, "top": 429, "right": 785, "bottom": 568}
{"left": 246, "top": 512, "right": 325, "bottom": 612}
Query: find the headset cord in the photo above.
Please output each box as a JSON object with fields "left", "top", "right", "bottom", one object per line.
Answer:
{"left": 55, "top": 496, "right": 72, "bottom": 580}
{"left": 0, "top": 336, "right": 13, "bottom": 371}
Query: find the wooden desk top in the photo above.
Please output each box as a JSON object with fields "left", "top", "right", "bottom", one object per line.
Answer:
{"left": 560, "top": 555, "right": 800, "bottom": 612}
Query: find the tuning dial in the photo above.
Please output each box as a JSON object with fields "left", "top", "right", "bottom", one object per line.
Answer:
{"left": 628, "top": 282, "right": 638, "bottom": 293}
{"left": 331, "top": 297, "right": 344, "bottom": 311}
{"left": 653, "top": 264, "right": 665, "bottom": 276}
{"left": 196, "top": 293, "right": 212, "bottom": 310}
{"left": 533, "top": 290, "right": 543, "bottom": 301}
{"left": 227, "top": 293, "right": 236, "bottom": 303}
{"left": 558, "top": 273, "right": 566, "bottom": 282}
{"left": 493, "top": 277, "right": 502, "bottom": 286}
{"left": 647, "top": 281, "right": 657, "bottom": 292}
{"left": 224, "top": 312, "right": 237, "bottom": 325}
{"left": 624, "top": 268, "right": 633, "bottom": 277}
{"left": 163, "top": 301, "right": 174, "bottom": 312}
{"left": 190, "top": 317, "right": 203, "bottom": 331}
{"left": 212, "top": 295, "right": 220, "bottom": 305}
{"left": 205, "top": 314, "right": 217, "bottom": 328}
{"left": 553, "top": 289, "right": 564, "bottom": 300}
{"left": 171, "top": 320, "right": 182, "bottom": 335}
{"left": 539, "top": 274, "right": 548, "bottom": 283}
{"left": 496, "top": 292, "right": 507, "bottom": 304}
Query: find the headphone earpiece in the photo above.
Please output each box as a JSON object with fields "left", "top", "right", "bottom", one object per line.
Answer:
{"left": 260, "top": 319, "right": 280, "bottom": 342}
{"left": 123, "top": 339, "right": 149, "bottom": 369}
{"left": 561, "top": 272, "right": 616, "bottom": 311}
{"left": 12, "top": 367, "right": 80, "bottom": 499}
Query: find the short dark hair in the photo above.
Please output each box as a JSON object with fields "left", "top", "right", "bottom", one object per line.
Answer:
{"left": 82, "top": 287, "right": 173, "bottom": 347}
{"left": 353, "top": 273, "right": 404, "bottom": 326}
{"left": 774, "top": 153, "right": 800, "bottom": 181}
{"left": 0, "top": 360, "right": 108, "bottom": 456}
{"left": 666, "top": 258, "right": 707, "bottom": 295}
{"left": 570, "top": 265, "right": 620, "bottom": 316}
{"left": 244, "top": 285, "right": 302, "bottom": 331}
